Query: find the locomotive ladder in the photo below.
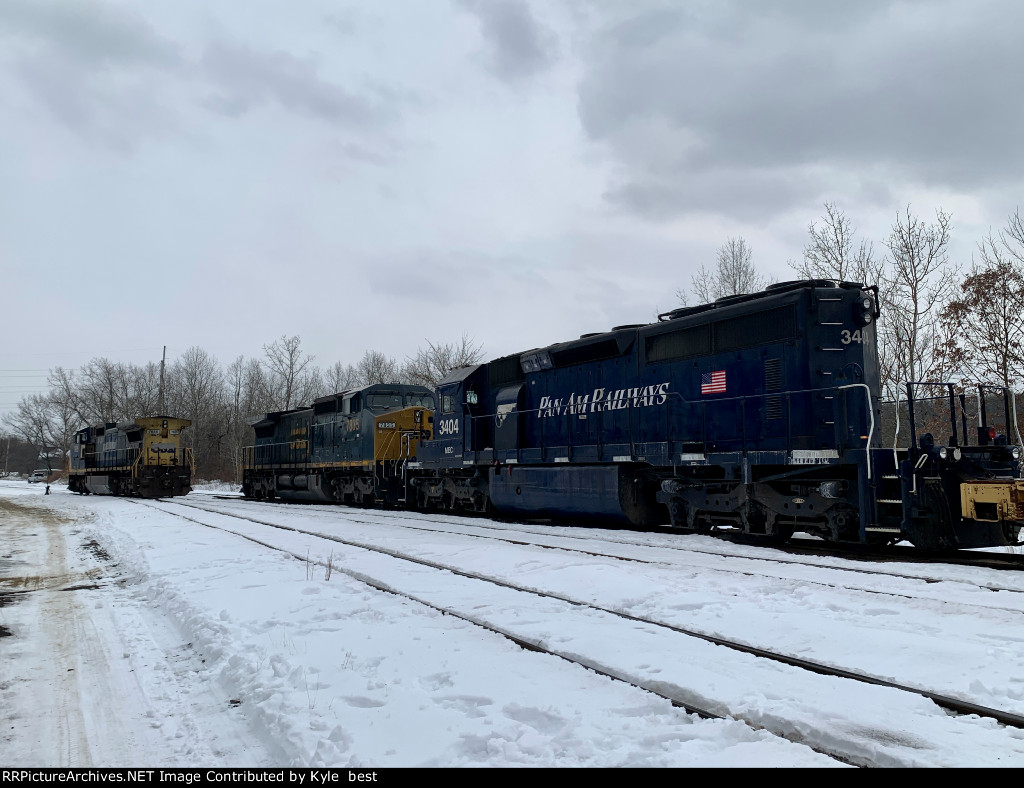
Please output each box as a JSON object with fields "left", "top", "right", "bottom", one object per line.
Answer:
{"left": 867, "top": 471, "right": 904, "bottom": 535}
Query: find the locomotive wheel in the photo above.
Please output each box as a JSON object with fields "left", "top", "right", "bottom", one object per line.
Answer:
{"left": 472, "top": 491, "right": 491, "bottom": 514}
{"left": 767, "top": 522, "right": 795, "bottom": 544}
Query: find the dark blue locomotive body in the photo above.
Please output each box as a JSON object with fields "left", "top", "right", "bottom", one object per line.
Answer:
{"left": 411, "top": 280, "right": 1023, "bottom": 550}
{"left": 241, "top": 280, "right": 1024, "bottom": 551}
{"left": 242, "top": 383, "right": 434, "bottom": 504}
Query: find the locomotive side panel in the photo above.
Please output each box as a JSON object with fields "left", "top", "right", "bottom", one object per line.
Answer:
{"left": 242, "top": 384, "right": 434, "bottom": 505}
{"left": 417, "top": 281, "right": 884, "bottom": 534}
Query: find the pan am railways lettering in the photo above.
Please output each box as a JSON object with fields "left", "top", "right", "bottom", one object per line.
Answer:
{"left": 538, "top": 383, "right": 670, "bottom": 418}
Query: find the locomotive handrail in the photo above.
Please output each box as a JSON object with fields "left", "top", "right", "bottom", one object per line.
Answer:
{"left": 892, "top": 385, "right": 902, "bottom": 469}
{"left": 902, "top": 381, "right": 1022, "bottom": 454}
{"left": 242, "top": 438, "right": 312, "bottom": 466}
{"left": 98, "top": 446, "right": 141, "bottom": 470}
{"left": 837, "top": 384, "right": 874, "bottom": 479}
{"left": 1013, "top": 391, "right": 1023, "bottom": 448}
{"left": 243, "top": 380, "right": 878, "bottom": 471}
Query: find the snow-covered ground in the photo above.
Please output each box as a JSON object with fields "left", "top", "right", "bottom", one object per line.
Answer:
{"left": 2, "top": 479, "right": 1024, "bottom": 767}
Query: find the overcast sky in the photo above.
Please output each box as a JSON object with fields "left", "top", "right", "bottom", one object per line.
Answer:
{"left": 2, "top": 0, "right": 1022, "bottom": 417}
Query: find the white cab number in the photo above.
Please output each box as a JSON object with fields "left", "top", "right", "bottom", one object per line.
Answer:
{"left": 438, "top": 418, "right": 460, "bottom": 436}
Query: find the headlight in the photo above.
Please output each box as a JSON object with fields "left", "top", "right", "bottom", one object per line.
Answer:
{"left": 952, "top": 448, "right": 961, "bottom": 461}
{"left": 856, "top": 297, "right": 875, "bottom": 325}
{"left": 1013, "top": 447, "right": 1022, "bottom": 460}
{"left": 937, "top": 446, "right": 948, "bottom": 459}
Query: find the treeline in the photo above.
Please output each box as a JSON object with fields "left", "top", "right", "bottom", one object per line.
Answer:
{"left": 683, "top": 203, "right": 1024, "bottom": 402}
{"left": 1, "top": 335, "right": 482, "bottom": 482}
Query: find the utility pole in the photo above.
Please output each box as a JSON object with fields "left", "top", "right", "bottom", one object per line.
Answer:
{"left": 159, "top": 345, "right": 166, "bottom": 415}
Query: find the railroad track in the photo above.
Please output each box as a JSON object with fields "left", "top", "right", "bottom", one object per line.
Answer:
{"left": 198, "top": 496, "right": 1024, "bottom": 603}
{"left": 757, "top": 533, "right": 1024, "bottom": 571}
{"left": 210, "top": 493, "right": 1024, "bottom": 572}
{"left": 128, "top": 496, "right": 1024, "bottom": 768}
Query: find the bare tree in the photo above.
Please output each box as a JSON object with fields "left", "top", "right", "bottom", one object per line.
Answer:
{"left": 401, "top": 334, "right": 484, "bottom": 387}
{"left": 354, "top": 350, "right": 400, "bottom": 386}
{"left": 169, "top": 348, "right": 224, "bottom": 420}
{"left": 2, "top": 393, "right": 76, "bottom": 474}
{"left": 296, "top": 365, "right": 327, "bottom": 404}
{"left": 792, "top": 203, "right": 901, "bottom": 396}
{"left": 793, "top": 202, "right": 880, "bottom": 284}
{"left": 323, "top": 361, "right": 360, "bottom": 395}
{"left": 263, "top": 335, "right": 314, "bottom": 410}
{"left": 50, "top": 358, "right": 162, "bottom": 426}
{"left": 168, "top": 347, "right": 228, "bottom": 479}
{"left": 886, "top": 206, "right": 959, "bottom": 390}
{"left": 74, "top": 358, "right": 124, "bottom": 423}
{"left": 121, "top": 362, "right": 162, "bottom": 420}
{"left": 48, "top": 366, "right": 89, "bottom": 426}
{"left": 681, "top": 237, "right": 771, "bottom": 305}
{"left": 1004, "top": 207, "right": 1024, "bottom": 265}
{"left": 223, "top": 355, "right": 279, "bottom": 483}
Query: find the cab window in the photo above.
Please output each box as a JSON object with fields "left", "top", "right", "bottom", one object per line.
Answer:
{"left": 367, "top": 394, "right": 402, "bottom": 410}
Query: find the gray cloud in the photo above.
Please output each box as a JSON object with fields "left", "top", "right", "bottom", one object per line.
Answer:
{"left": 0, "top": 1, "right": 402, "bottom": 150}
{"left": 0, "top": 0, "right": 180, "bottom": 68}
{"left": 13, "top": 51, "right": 178, "bottom": 151}
{"left": 200, "top": 43, "right": 389, "bottom": 126}
{"left": 0, "top": 0, "right": 182, "bottom": 149}
{"left": 577, "top": 0, "right": 1024, "bottom": 220}
{"left": 457, "top": 0, "right": 558, "bottom": 82}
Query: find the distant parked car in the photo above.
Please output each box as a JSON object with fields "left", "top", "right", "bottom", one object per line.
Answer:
{"left": 28, "top": 469, "right": 49, "bottom": 483}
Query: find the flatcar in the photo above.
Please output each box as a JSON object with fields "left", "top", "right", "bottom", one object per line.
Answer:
{"left": 241, "top": 383, "right": 434, "bottom": 505}
{"left": 69, "top": 416, "right": 193, "bottom": 498}
{"left": 243, "top": 280, "right": 1024, "bottom": 552}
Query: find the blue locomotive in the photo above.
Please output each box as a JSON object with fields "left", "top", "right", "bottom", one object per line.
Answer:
{"left": 410, "top": 279, "right": 1022, "bottom": 550}
{"left": 243, "top": 280, "right": 1024, "bottom": 551}
{"left": 242, "top": 383, "right": 434, "bottom": 505}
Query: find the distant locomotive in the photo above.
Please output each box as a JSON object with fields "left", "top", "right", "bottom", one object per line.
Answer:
{"left": 242, "top": 280, "right": 1024, "bottom": 552}
{"left": 69, "top": 416, "right": 193, "bottom": 498}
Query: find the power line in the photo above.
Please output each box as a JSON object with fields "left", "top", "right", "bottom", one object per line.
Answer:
{"left": 0, "top": 347, "right": 162, "bottom": 358}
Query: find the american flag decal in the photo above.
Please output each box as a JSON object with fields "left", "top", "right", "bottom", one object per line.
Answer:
{"left": 701, "top": 370, "right": 726, "bottom": 394}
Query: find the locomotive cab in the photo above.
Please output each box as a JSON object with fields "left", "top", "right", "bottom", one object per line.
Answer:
{"left": 412, "top": 365, "right": 493, "bottom": 512}
{"left": 417, "top": 365, "right": 487, "bottom": 468}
